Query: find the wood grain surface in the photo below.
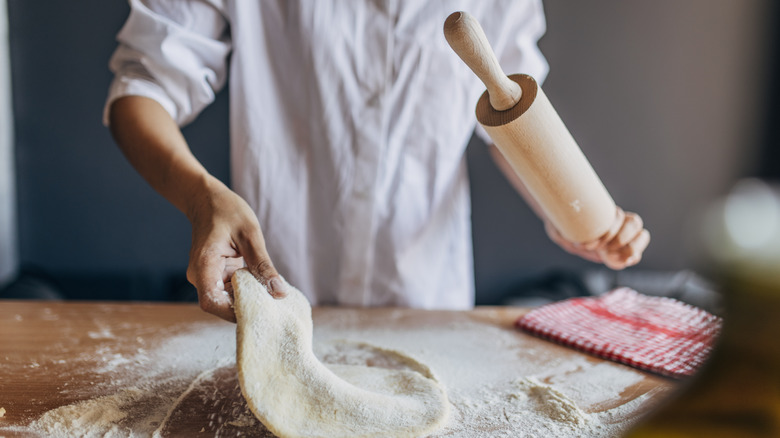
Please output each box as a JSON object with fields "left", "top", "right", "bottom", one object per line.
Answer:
{"left": 0, "top": 300, "right": 677, "bottom": 437}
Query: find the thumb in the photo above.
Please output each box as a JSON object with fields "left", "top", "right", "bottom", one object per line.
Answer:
{"left": 236, "top": 232, "right": 287, "bottom": 299}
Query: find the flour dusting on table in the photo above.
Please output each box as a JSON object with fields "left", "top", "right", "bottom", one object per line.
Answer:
{"left": 1, "top": 312, "right": 669, "bottom": 437}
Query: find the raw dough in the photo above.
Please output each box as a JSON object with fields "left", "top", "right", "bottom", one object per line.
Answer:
{"left": 233, "top": 269, "right": 450, "bottom": 438}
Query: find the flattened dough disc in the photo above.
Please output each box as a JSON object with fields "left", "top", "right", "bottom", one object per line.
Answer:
{"left": 233, "top": 269, "right": 450, "bottom": 438}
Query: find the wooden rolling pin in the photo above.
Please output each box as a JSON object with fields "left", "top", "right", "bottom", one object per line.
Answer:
{"left": 444, "top": 11, "right": 617, "bottom": 244}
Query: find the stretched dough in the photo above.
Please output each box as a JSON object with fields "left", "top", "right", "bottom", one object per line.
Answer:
{"left": 233, "top": 269, "right": 449, "bottom": 438}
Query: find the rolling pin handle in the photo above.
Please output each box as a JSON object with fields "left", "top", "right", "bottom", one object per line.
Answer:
{"left": 443, "top": 11, "right": 522, "bottom": 111}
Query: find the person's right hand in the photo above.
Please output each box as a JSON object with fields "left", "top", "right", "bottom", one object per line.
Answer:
{"left": 185, "top": 181, "right": 287, "bottom": 322}
{"left": 107, "top": 96, "right": 285, "bottom": 322}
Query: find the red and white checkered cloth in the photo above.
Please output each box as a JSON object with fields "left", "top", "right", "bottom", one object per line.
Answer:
{"left": 516, "top": 287, "right": 723, "bottom": 378}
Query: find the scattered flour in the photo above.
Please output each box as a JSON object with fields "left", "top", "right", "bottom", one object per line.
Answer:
{"left": 518, "top": 377, "right": 590, "bottom": 426}
{"left": 312, "top": 319, "right": 665, "bottom": 437}
{"left": 545, "top": 362, "right": 645, "bottom": 410}
{"left": 88, "top": 326, "right": 116, "bottom": 340}
{"left": 32, "top": 388, "right": 147, "bottom": 437}
{"left": 0, "top": 313, "right": 670, "bottom": 437}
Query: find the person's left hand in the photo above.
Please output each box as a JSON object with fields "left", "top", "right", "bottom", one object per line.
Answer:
{"left": 545, "top": 207, "right": 650, "bottom": 270}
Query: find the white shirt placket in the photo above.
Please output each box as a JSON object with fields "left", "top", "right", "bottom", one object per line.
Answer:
{"left": 337, "top": 1, "right": 395, "bottom": 306}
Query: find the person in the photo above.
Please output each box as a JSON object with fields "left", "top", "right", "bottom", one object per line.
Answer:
{"left": 105, "top": 0, "right": 649, "bottom": 322}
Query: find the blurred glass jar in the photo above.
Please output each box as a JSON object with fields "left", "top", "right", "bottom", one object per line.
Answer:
{"left": 626, "top": 178, "right": 780, "bottom": 438}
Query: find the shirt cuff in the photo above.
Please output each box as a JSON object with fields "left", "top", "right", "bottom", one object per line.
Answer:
{"left": 102, "top": 76, "right": 180, "bottom": 127}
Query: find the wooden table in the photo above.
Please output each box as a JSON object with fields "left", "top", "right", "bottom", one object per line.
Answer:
{"left": 0, "top": 300, "right": 677, "bottom": 437}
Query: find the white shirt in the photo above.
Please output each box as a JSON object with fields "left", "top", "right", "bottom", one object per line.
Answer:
{"left": 105, "top": 0, "right": 548, "bottom": 309}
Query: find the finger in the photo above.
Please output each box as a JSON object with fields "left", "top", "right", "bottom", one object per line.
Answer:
{"left": 579, "top": 249, "right": 606, "bottom": 264}
{"left": 607, "top": 212, "right": 644, "bottom": 251}
{"left": 187, "top": 247, "right": 227, "bottom": 300}
{"left": 221, "top": 257, "right": 245, "bottom": 283}
{"left": 235, "top": 229, "right": 287, "bottom": 299}
{"left": 603, "top": 228, "right": 651, "bottom": 269}
{"left": 198, "top": 288, "right": 236, "bottom": 323}
{"left": 187, "top": 249, "right": 237, "bottom": 322}
{"left": 602, "top": 250, "right": 630, "bottom": 270}
{"left": 582, "top": 207, "right": 625, "bottom": 251}
{"left": 624, "top": 229, "right": 651, "bottom": 266}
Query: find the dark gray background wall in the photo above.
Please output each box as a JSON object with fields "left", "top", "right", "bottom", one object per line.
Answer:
{"left": 0, "top": 0, "right": 15, "bottom": 287}
{"left": 7, "top": 0, "right": 230, "bottom": 300}
{"left": 4, "top": 1, "right": 773, "bottom": 303}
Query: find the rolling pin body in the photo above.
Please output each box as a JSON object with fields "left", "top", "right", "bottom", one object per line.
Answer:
{"left": 445, "top": 12, "right": 616, "bottom": 244}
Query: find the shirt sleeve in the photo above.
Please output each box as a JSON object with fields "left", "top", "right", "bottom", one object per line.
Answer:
{"left": 103, "top": 0, "right": 231, "bottom": 127}
{"left": 475, "top": 0, "right": 549, "bottom": 145}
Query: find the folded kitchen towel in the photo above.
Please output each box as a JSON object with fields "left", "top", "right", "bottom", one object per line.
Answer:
{"left": 516, "top": 287, "right": 722, "bottom": 378}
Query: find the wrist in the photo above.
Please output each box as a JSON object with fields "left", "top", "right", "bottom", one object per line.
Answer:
{"left": 181, "top": 172, "right": 227, "bottom": 222}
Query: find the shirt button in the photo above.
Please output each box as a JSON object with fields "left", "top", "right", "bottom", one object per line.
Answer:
{"left": 366, "top": 91, "right": 383, "bottom": 108}
{"left": 354, "top": 186, "right": 372, "bottom": 200}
